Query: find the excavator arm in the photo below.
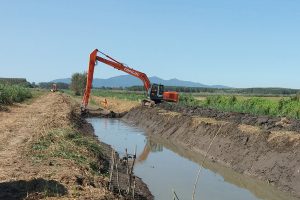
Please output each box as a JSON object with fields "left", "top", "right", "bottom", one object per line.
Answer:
{"left": 97, "top": 51, "right": 151, "bottom": 91}
{"left": 81, "top": 49, "right": 152, "bottom": 110}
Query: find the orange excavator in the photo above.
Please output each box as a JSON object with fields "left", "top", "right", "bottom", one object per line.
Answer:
{"left": 137, "top": 140, "right": 163, "bottom": 163}
{"left": 81, "top": 49, "right": 179, "bottom": 112}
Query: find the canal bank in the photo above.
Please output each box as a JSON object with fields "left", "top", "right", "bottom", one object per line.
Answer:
{"left": 88, "top": 117, "right": 296, "bottom": 200}
{"left": 122, "top": 105, "right": 300, "bottom": 199}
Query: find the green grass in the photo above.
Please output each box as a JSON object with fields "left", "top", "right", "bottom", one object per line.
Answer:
{"left": 180, "top": 93, "right": 300, "bottom": 119}
{"left": 194, "top": 95, "right": 289, "bottom": 102}
{"left": 179, "top": 93, "right": 201, "bottom": 107}
{"left": 31, "top": 128, "right": 106, "bottom": 175}
{"left": 92, "top": 89, "right": 145, "bottom": 101}
{"left": 0, "top": 84, "right": 32, "bottom": 105}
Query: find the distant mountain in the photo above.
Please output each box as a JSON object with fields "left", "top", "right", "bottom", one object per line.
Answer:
{"left": 52, "top": 75, "right": 229, "bottom": 88}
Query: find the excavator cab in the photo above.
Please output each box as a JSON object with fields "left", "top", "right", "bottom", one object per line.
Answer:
{"left": 149, "top": 84, "right": 164, "bottom": 103}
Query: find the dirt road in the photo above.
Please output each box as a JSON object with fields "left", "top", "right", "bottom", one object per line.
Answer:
{"left": 0, "top": 93, "right": 72, "bottom": 180}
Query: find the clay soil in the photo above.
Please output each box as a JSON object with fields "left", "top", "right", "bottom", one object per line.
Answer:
{"left": 0, "top": 93, "right": 152, "bottom": 200}
{"left": 91, "top": 96, "right": 139, "bottom": 113}
{"left": 123, "top": 102, "right": 300, "bottom": 199}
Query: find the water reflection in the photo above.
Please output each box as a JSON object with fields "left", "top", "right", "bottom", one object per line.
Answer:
{"left": 137, "top": 140, "right": 163, "bottom": 163}
{"left": 143, "top": 135, "right": 297, "bottom": 200}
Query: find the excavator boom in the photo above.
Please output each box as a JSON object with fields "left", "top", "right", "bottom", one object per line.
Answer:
{"left": 96, "top": 52, "right": 151, "bottom": 91}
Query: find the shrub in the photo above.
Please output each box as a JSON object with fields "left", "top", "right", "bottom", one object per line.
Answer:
{"left": 0, "top": 84, "right": 32, "bottom": 105}
{"left": 202, "top": 95, "right": 300, "bottom": 119}
{"left": 179, "top": 93, "right": 200, "bottom": 107}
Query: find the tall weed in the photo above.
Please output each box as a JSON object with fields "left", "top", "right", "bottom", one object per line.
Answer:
{"left": 0, "top": 84, "right": 32, "bottom": 105}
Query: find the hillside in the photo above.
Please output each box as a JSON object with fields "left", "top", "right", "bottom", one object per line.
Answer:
{"left": 52, "top": 75, "right": 229, "bottom": 88}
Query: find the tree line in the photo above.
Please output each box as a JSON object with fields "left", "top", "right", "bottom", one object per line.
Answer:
{"left": 127, "top": 86, "right": 300, "bottom": 96}
{"left": 0, "top": 78, "right": 31, "bottom": 87}
{"left": 3, "top": 75, "right": 298, "bottom": 96}
{"left": 38, "top": 82, "right": 69, "bottom": 89}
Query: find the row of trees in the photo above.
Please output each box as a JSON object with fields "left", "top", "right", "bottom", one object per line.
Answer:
{"left": 0, "top": 78, "right": 32, "bottom": 87}
{"left": 39, "top": 82, "right": 69, "bottom": 90}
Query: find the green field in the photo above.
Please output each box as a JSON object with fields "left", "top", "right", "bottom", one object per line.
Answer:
{"left": 180, "top": 93, "right": 300, "bottom": 119}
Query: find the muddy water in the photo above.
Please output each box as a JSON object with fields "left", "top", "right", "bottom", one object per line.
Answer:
{"left": 88, "top": 118, "right": 295, "bottom": 200}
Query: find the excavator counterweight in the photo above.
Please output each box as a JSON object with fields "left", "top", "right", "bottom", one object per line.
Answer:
{"left": 81, "top": 49, "right": 179, "bottom": 111}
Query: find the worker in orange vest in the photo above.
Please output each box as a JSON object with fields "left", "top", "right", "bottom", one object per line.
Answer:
{"left": 101, "top": 98, "right": 108, "bottom": 109}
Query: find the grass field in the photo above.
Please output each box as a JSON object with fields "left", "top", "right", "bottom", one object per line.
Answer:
{"left": 180, "top": 93, "right": 300, "bottom": 119}
{"left": 194, "top": 95, "right": 289, "bottom": 102}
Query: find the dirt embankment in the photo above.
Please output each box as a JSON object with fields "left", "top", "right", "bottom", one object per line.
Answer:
{"left": 91, "top": 96, "right": 139, "bottom": 113}
{"left": 123, "top": 103, "right": 300, "bottom": 198}
{"left": 159, "top": 103, "right": 300, "bottom": 132}
{"left": 84, "top": 96, "right": 140, "bottom": 118}
{"left": 0, "top": 93, "right": 152, "bottom": 199}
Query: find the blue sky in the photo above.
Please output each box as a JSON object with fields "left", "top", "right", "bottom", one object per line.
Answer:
{"left": 0, "top": 0, "right": 299, "bottom": 88}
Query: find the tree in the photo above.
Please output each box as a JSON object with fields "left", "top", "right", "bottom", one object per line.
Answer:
{"left": 70, "top": 72, "right": 87, "bottom": 95}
